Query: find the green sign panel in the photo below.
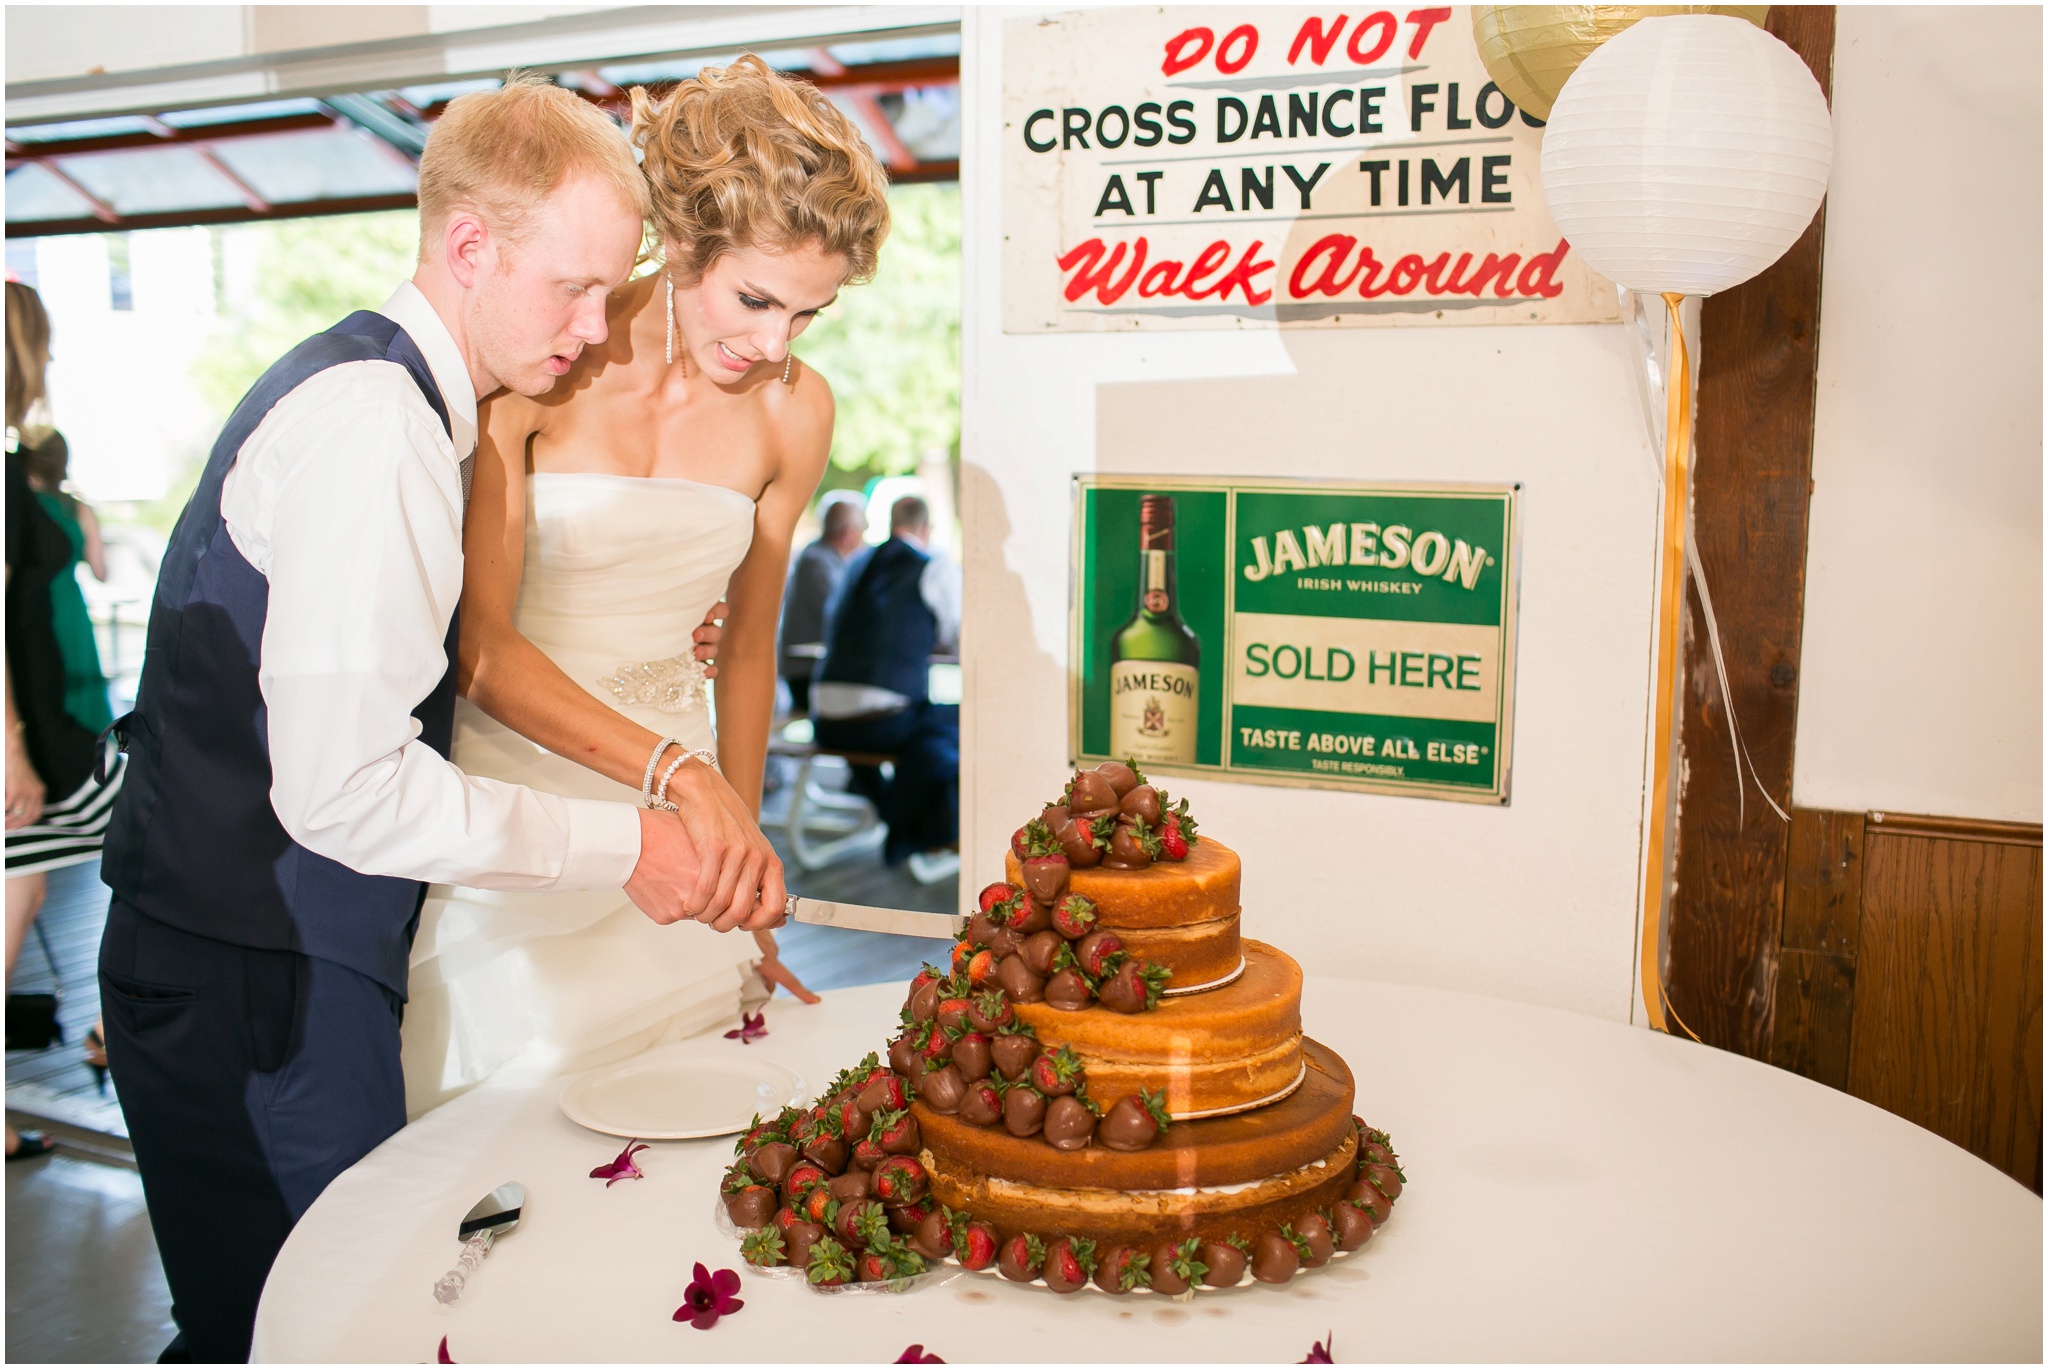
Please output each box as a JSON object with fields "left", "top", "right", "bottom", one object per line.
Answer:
{"left": 1072, "top": 476, "right": 1520, "bottom": 803}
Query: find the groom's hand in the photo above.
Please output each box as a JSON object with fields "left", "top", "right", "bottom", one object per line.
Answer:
{"left": 623, "top": 808, "right": 707, "bottom": 925}
{"left": 692, "top": 600, "right": 726, "bottom": 681}
{"left": 667, "top": 759, "right": 787, "bottom": 933}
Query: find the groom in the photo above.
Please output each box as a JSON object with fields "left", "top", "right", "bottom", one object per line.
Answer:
{"left": 99, "top": 79, "right": 783, "bottom": 1362}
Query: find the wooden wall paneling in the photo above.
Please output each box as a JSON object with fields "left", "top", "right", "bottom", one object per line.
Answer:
{"left": 1770, "top": 808, "right": 1864, "bottom": 1087}
{"left": 1847, "top": 832, "right": 2043, "bottom": 1191}
{"left": 1665, "top": 5, "right": 1837, "bottom": 1059}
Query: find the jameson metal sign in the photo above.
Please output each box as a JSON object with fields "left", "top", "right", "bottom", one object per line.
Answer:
{"left": 1072, "top": 476, "right": 1519, "bottom": 803}
{"left": 1003, "top": 5, "right": 1620, "bottom": 331}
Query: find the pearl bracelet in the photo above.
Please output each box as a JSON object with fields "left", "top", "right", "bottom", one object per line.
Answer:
{"left": 655, "top": 748, "right": 719, "bottom": 811}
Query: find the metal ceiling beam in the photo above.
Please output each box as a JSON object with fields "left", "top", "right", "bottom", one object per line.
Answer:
{"left": 3, "top": 112, "right": 337, "bottom": 160}
{"left": 6, "top": 192, "right": 420, "bottom": 239}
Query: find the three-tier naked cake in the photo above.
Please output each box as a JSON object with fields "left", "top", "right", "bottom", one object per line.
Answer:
{"left": 719, "top": 761, "right": 1406, "bottom": 1293}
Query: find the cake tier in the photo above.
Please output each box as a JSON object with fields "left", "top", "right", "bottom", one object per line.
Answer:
{"left": 1005, "top": 837, "right": 1241, "bottom": 986}
{"left": 1012, "top": 940, "right": 1301, "bottom": 1117}
{"left": 916, "top": 1035, "right": 1352, "bottom": 1191}
{"left": 920, "top": 1039, "right": 1357, "bottom": 1246}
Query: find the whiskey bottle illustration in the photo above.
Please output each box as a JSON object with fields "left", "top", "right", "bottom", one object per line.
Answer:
{"left": 1109, "top": 494, "right": 1200, "bottom": 765}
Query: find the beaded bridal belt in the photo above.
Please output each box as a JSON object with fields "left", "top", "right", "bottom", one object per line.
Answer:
{"left": 596, "top": 650, "right": 710, "bottom": 715}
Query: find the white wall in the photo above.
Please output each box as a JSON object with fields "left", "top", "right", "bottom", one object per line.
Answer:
{"left": 959, "top": 9, "right": 1665, "bottom": 1022}
{"left": 1793, "top": 6, "right": 2043, "bottom": 824}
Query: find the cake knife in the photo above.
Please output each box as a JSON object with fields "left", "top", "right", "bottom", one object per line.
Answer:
{"left": 783, "top": 895, "right": 965, "bottom": 940}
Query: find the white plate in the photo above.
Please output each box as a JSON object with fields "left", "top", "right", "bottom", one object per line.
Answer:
{"left": 560, "top": 1052, "right": 807, "bottom": 1141}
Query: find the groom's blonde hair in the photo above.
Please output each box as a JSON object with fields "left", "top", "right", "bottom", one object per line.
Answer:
{"left": 416, "top": 74, "right": 647, "bottom": 261}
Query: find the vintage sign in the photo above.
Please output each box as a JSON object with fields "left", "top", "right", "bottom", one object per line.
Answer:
{"left": 1004, "top": 6, "right": 1619, "bottom": 331}
{"left": 1072, "top": 475, "right": 1520, "bottom": 803}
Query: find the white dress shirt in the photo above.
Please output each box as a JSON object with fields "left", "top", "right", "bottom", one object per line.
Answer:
{"left": 809, "top": 539, "right": 962, "bottom": 719}
{"left": 217, "top": 281, "right": 642, "bottom": 891}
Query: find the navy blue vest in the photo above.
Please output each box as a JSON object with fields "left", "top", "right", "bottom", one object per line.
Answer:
{"left": 102, "top": 312, "right": 457, "bottom": 996}
{"left": 817, "top": 537, "right": 937, "bottom": 706}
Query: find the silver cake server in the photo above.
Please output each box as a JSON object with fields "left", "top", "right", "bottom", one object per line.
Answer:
{"left": 433, "top": 1180, "right": 524, "bottom": 1305}
{"left": 783, "top": 895, "right": 964, "bottom": 940}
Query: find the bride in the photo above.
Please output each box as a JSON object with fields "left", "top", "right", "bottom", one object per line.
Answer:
{"left": 400, "top": 57, "right": 894, "bottom": 1116}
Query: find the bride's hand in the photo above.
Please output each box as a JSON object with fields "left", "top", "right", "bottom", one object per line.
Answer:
{"left": 753, "top": 930, "right": 821, "bottom": 1004}
{"left": 692, "top": 600, "right": 726, "bottom": 681}
{"left": 669, "top": 758, "right": 787, "bottom": 933}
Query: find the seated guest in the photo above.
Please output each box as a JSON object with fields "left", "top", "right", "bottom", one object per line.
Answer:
{"left": 813, "top": 495, "right": 961, "bottom": 880}
{"left": 777, "top": 490, "right": 865, "bottom": 716}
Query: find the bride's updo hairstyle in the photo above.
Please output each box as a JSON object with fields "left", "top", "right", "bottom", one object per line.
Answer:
{"left": 629, "top": 55, "right": 892, "bottom": 286}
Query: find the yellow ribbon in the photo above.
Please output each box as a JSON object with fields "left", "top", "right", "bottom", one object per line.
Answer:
{"left": 1639, "top": 292, "right": 1692, "bottom": 1037}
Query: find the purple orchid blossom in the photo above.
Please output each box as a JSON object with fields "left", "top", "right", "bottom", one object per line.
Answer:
{"left": 1302, "top": 1332, "right": 1335, "bottom": 1363}
{"left": 896, "top": 1346, "right": 945, "bottom": 1363}
{"left": 675, "top": 1262, "right": 744, "bottom": 1329}
{"left": 723, "top": 1010, "right": 769, "bottom": 1043}
{"left": 589, "top": 1140, "right": 649, "bottom": 1186}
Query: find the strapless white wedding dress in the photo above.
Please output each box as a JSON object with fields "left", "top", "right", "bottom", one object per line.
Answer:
{"left": 400, "top": 473, "right": 763, "bottom": 1120}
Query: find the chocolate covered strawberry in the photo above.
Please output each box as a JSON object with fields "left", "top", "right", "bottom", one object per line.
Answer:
{"left": 1251, "top": 1229, "right": 1302, "bottom": 1283}
{"left": 1102, "top": 815, "right": 1163, "bottom": 870}
{"left": 1044, "top": 967, "right": 1092, "bottom": 1010}
{"left": 978, "top": 881, "right": 1023, "bottom": 917}
{"left": 1029, "top": 1044, "right": 1085, "bottom": 1097}
{"left": 1157, "top": 795, "right": 1198, "bottom": 860}
{"left": 1049, "top": 892, "right": 1098, "bottom": 940}
{"left": 825, "top": 1171, "right": 870, "bottom": 1206}
{"left": 1365, "top": 1160, "right": 1405, "bottom": 1203}
{"left": 865, "top": 1154, "right": 926, "bottom": 1207}
{"left": 740, "top": 1226, "right": 786, "bottom": 1267}
{"left": 1067, "top": 768, "right": 1121, "bottom": 819}
{"left": 967, "top": 989, "right": 1014, "bottom": 1034}
{"left": 1118, "top": 783, "right": 1162, "bottom": 824}
{"left": 1054, "top": 816, "right": 1107, "bottom": 869}
{"left": 1010, "top": 825, "right": 1032, "bottom": 861}
{"left": 1042, "top": 1094, "right": 1097, "bottom": 1150}
{"left": 999, "top": 1233, "right": 1045, "bottom": 1283}
{"left": 918, "top": 1063, "right": 965, "bottom": 1114}
{"left": 1039, "top": 801, "right": 1070, "bottom": 832}
{"left": 1073, "top": 929, "right": 1124, "bottom": 980}
{"left": 964, "top": 948, "right": 997, "bottom": 988}
{"left": 1002, "top": 1084, "right": 1047, "bottom": 1137}
{"left": 803, "top": 1189, "right": 838, "bottom": 1225}
{"left": 1017, "top": 820, "right": 1072, "bottom": 904}
{"left": 1008, "top": 898, "right": 1052, "bottom": 935}
{"left": 988, "top": 925, "right": 1024, "bottom": 960}
{"left": 835, "top": 1197, "right": 885, "bottom": 1248}
{"left": 1343, "top": 1179, "right": 1390, "bottom": 1223}
{"left": 747, "top": 1140, "right": 797, "bottom": 1185}
{"left": 950, "top": 1031, "right": 992, "bottom": 1082}
{"left": 933, "top": 992, "right": 972, "bottom": 1037}
{"left": 955, "top": 1218, "right": 999, "bottom": 1271}
{"left": 965, "top": 910, "right": 1001, "bottom": 948}
{"left": 995, "top": 953, "right": 1046, "bottom": 1004}
{"left": 856, "top": 1072, "right": 907, "bottom": 1115}
{"left": 888, "top": 1034, "right": 921, "bottom": 1078}
{"left": 1096, "top": 958, "right": 1170, "bottom": 1013}
{"left": 1294, "top": 1211, "right": 1336, "bottom": 1267}
{"left": 724, "top": 1183, "right": 777, "bottom": 1228}
{"left": 1041, "top": 1237, "right": 1096, "bottom": 1294}
{"left": 910, "top": 1208, "right": 953, "bottom": 1261}
{"left": 806, "top": 1235, "right": 854, "bottom": 1286}
{"left": 850, "top": 1136, "right": 888, "bottom": 1172}
{"left": 1199, "top": 1236, "right": 1249, "bottom": 1287}
{"left": 990, "top": 1030, "right": 1041, "bottom": 1080}
{"left": 780, "top": 1161, "right": 827, "bottom": 1204}
{"left": 886, "top": 1199, "right": 931, "bottom": 1235}
{"left": 1099, "top": 1087, "right": 1172, "bottom": 1151}
{"left": 1149, "top": 1237, "right": 1206, "bottom": 1295}
{"left": 958, "top": 1078, "right": 1004, "bottom": 1128}
{"left": 1095, "top": 759, "right": 1144, "bottom": 795}
{"left": 1332, "top": 1200, "right": 1377, "bottom": 1251}
{"left": 1093, "top": 1244, "right": 1150, "bottom": 1294}
{"left": 784, "top": 1220, "right": 827, "bottom": 1269}
{"left": 835, "top": 1097, "right": 871, "bottom": 1145}
{"left": 798, "top": 1121, "right": 847, "bottom": 1176}
{"left": 872, "top": 1108, "right": 921, "bottom": 1157}
{"left": 1020, "top": 928, "right": 1066, "bottom": 976}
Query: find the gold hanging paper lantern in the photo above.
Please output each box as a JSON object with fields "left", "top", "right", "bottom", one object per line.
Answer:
{"left": 1471, "top": 6, "right": 1770, "bottom": 120}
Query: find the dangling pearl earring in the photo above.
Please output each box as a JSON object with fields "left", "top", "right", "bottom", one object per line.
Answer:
{"left": 783, "top": 354, "right": 793, "bottom": 385}
{"left": 665, "top": 274, "right": 676, "bottom": 367}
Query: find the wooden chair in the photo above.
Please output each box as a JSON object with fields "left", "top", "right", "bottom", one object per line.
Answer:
{"left": 767, "top": 718, "right": 893, "bottom": 871}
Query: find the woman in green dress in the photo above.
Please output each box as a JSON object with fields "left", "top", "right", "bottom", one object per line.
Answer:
{"left": 18, "top": 432, "right": 112, "bottom": 737}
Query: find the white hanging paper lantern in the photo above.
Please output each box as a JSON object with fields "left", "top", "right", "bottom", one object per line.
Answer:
{"left": 1538, "top": 14, "right": 1833, "bottom": 296}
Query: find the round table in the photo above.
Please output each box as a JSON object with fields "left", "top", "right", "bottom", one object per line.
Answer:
{"left": 253, "top": 978, "right": 2041, "bottom": 1362}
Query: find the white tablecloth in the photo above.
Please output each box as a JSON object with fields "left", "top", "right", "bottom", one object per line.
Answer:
{"left": 253, "top": 977, "right": 2042, "bottom": 1362}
